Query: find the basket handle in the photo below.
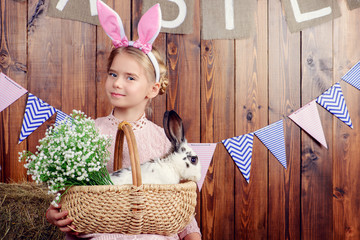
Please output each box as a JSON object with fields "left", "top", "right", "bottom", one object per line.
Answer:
{"left": 114, "top": 121, "right": 142, "bottom": 187}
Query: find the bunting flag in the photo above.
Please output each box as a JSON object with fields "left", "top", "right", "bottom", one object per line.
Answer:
{"left": 254, "top": 120, "right": 287, "bottom": 169}
{"left": 19, "top": 94, "right": 56, "bottom": 144}
{"left": 55, "top": 110, "right": 72, "bottom": 126}
{"left": 189, "top": 143, "right": 217, "bottom": 191}
{"left": 0, "top": 73, "right": 28, "bottom": 112}
{"left": 341, "top": 61, "right": 360, "bottom": 90}
{"left": 289, "top": 100, "right": 328, "bottom": 148}
{"left": 316, "top": 82, "right": 353, "bottom": 128}
{"left": 222, "top": 133, "right": 254, "bottom": 183}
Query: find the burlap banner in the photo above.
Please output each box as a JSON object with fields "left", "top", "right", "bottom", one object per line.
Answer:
{"left": 201, "top": 0, "right": 256, "bottom": 40}
{"left": 282, "top": 0, "right": 341, "bottom": 33}
{"left": 142, "top": 0, "right": 194, "bottom": 34}
{"left": 346, "top": 0, "right": 360, "bottom": 10}
{"left": 47, "top": 0, "right": 102, "bottom": 25}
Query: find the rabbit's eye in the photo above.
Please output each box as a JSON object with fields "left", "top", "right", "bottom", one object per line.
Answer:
{"left": 190, "top": 156, "right": 198, "bottom": 164}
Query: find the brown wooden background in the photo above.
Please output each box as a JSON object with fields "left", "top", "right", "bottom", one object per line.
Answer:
{"left": 1, "top": 0, "right": 360, "bottom": 239}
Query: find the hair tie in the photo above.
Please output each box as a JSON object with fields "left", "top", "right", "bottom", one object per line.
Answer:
{"left": 97, "top": 0, "right": 161, "bottom": 83}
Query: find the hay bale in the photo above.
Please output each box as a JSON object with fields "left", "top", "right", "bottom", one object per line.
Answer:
{"left": 0, "top": 182, "right": 65, "bottom": 240}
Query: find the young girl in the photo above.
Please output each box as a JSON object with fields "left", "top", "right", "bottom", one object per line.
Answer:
{"left": 46, "top": 1, "right": 201, "bottom": 240}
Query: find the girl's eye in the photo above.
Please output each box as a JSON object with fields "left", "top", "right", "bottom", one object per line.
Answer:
{"left": 127, "top": 76, "right": 135, "bottom": 81}
{"left": 109, "top": 72, "right": 117, "bottom": 78}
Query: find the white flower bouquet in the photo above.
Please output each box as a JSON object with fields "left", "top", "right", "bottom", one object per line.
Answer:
{"left": 19, "top": 110, "right": 113, "bottom": 205}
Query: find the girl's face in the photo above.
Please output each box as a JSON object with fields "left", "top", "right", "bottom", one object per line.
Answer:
{"left": 105, "top": 52, "right": 158, "bottom": 112}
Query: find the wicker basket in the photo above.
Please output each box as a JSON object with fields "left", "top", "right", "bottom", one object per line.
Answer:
{"left": 60, "top": 122, "right": 197, "bottom": 235}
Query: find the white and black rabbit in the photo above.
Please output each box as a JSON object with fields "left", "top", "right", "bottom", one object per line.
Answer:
{"left": 110, "top": 110, "right": 201, "bottom": 185}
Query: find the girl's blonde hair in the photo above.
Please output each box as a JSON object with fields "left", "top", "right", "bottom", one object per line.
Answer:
{"left": 107, "top": 46, "right": 168, "bottom": 95}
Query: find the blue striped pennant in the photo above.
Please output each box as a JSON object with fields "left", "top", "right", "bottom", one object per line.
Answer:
{"left": 316, "top": 82, "right": 353, "bottom": 128}
{"left": 18, "top": 94, "right": 56, "bottom": 143}
{"left": 222, "top": 133, "right": 254, "bottom": 183}
{"left": 342, "top": 61, "right": 360, "bottom": 90}
{"left": 254, "top": 119, "right": 287, "bottom": 169}
{"left": 55, "top": 110, "right": 72, "bottom": 127}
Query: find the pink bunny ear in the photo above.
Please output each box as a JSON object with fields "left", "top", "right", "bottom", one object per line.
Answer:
{"left": 97, "top": 0, "right": 128, "bottom": 47}
{"left": 137, "top": 3, "right": 162, "bottom": 45}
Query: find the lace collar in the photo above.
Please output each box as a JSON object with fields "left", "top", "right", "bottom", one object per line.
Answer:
{"left": 106, "top": 110, "right": 147, "bottom": 131}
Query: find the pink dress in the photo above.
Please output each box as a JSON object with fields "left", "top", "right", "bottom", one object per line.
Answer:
{"left": 66, "top": 112, "right": 201, "bottom": 240}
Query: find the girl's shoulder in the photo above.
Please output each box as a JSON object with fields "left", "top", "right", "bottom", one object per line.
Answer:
{"left": 143, "top": 118, "right": 164, "bottom": 131}
{"left": 136, "top": 119, "right": 172, "bottom": 157}
{"left": 138, "top": 119, "right": 167, "bottom": 140}
{"left": 95, "top": 113, "right": 116, "bottom": 125}
{"left": 94, "top": 114, "right": 119, "bottom": 135}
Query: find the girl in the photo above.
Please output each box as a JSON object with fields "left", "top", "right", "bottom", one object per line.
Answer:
{"left": 46, "top": 1, "right": 201, "bottom": 240}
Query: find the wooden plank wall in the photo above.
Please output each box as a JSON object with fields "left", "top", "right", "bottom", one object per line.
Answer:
{"left": 1, "top": 0, "right": 360, "bottom": 239}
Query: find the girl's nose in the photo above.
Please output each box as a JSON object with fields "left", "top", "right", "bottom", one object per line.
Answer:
{"left": 113, "top": 77, "right": 123, "bottom": 88}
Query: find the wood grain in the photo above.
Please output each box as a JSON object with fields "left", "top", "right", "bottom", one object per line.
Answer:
{"left": 60, "top": 20, "right": 96, "bottom": 118}
{"left": 234, "top": 0, "right": 268, "bottom": 238}
{"left": 268, "top": 0, "right": 301, "bottom": 239}
{"left": 301, "top": 17, "right": 334, "bottom": 240}
{"left": 201, "top": 39, "right": 235, "bottom": 239}
{"left": 166, "top": 32, "right": 201, "bottom": 141}
{"left": 333, "top": 1, "right": 360, "bottom": 239}
{"left": 0, "top": 0, "right": 28, "bottom": 182}
{"left": 27, "top": 0, "right": 61, "bottom": 163}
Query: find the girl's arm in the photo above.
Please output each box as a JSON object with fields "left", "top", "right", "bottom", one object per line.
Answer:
{"left": 178, "top": 217, "right": 202, "bottom": 240}
{"left": 184, "top": 232, "right": 201, "bottom": 240}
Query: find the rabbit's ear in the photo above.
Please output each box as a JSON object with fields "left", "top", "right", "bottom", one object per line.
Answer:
{"left": 163, "top": 110, "right": 184, "bottom": 150}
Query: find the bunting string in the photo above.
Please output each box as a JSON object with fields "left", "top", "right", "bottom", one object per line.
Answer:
{"left": 1, "top": 60, "right": 360, "bottom": 186}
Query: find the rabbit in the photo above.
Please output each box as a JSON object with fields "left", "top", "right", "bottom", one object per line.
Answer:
{"left": 110, "top": 110, "right": 201, "bottom": 185}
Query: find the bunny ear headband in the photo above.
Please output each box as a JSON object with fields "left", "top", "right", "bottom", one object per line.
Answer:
{"left": 96, "top": 0, "right": 161, "bottom": 83}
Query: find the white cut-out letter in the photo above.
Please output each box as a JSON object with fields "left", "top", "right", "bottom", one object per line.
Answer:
{"left": 290, "top": 0, "right": 332, "bottom": 23}
{"left": 161, "top": 0, "right": 187, "bottom": 28}
{"left": 225, "top": 0, "right": 234, "bottom": 30}
{"left": 56, "top": 0, "right": 69, "bottom": 11}
{"left": 89, "top": 0, "right": 98, "bottom": 16}
{"left": 56, "top": 0, "right": 98, "bottom": 16}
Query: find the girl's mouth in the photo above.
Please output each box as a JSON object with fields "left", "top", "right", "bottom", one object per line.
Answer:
{"left": 111, "top": 92, "right": 125, "bottom": 98}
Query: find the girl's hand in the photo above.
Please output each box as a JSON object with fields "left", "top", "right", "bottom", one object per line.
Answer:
{"left": 46, "top": 203, "right": 79, "bottom": 235}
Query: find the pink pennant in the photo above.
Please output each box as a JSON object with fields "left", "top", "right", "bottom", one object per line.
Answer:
{"left": 0, "top": 73, "right": 28, "bottom": 112}
{"left": 189, "top": 143, "right": 217, "bottom": 191}
{"left": 289, "top": 100, "right": 327, "bottom": 148}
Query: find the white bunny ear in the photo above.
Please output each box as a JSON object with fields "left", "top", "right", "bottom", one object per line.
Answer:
{"left": 97, "top": 0, "right": 128, "bottom": 47}
{"left": 132, "top": 3, "right": 162, "bottom": 53}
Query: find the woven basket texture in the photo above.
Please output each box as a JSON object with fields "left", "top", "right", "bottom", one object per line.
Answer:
{"left": 60, "top": 182, "right": 197, "bottom": 235}
{"left": 59, "top": 122, "right": 198, "bottom": 235}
